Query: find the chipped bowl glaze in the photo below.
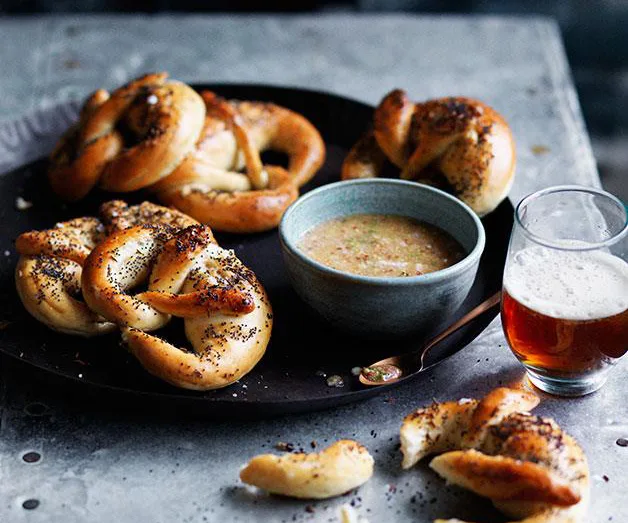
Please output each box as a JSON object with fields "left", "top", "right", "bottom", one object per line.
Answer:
{"left": 279, "top": 179, "right": 486, "bottom": 339}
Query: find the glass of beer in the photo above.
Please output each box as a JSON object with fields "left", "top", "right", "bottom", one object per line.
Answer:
{"left": 501, "top": 185, "right": 627, "bottom": 396}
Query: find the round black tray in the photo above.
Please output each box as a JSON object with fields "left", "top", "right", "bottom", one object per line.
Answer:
{"left": 0, "top": 84, "right": 513, "bottom": 416}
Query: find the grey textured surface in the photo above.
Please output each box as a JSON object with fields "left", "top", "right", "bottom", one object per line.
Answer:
{"left": 0, "top": 14, "right": 625, "bottom": 523}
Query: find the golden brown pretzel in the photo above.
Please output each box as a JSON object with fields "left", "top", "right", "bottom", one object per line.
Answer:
{"left": 342, "top": 90, "right": 516, "bottom": 216}
{"left": 153, "top": 93, "right": 301, "bottom": 233}
{"left": 15, "top": 217, "right": 116, "bottom": 337}
{"left": 400, "top": 388, "right": 589, "bottom": 523}
{"left": 84, "top": 75, "right": 206, "bottom": 192}
{"left": 81, "top": 223, "right": 272, "bottom": 390}
{"left": 240, "top": 440, "right": 374, "bottom": 499}
{"left": 48, "top": 73, "right": 206, "bottom": 200}
{"left": 15, "top": 200, "right": 271, "bottom": 389}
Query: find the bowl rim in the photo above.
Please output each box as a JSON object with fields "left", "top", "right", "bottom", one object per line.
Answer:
{"left": 279, "top": 178, "right": 486, "bottom": 286}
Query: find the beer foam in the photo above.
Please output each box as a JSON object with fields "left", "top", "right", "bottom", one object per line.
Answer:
{"left": 504, "top": 246, "right": 628, "bottom": 320}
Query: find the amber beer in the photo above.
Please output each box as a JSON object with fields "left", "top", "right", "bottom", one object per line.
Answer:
{"left": 502, "top": 246, "right": 628, "bottom": 375}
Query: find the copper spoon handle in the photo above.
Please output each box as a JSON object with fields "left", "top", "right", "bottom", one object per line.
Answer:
{"left": 360, "top": 291, "right": 503, "bottom": 386}
{"left": 417, "top": 291, "right": 502, "bottom": 372}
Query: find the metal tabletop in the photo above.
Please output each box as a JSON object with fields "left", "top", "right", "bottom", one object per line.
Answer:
{"left": 0, "top": 14, "right": 624, "bottom": 523}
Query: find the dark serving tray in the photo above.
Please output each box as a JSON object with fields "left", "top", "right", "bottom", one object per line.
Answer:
{"left": 0, "top": 84, "right": 514, "bottom": 417}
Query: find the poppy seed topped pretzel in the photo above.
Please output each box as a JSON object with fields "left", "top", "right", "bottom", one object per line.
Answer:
{"left": 81, "top": 222, "right": 272, "bottom": 390}
{"left": 342, "top": 90, "right": 516, "bottom": 216}
{"left": 401, "top": 388, "right": 589, "bottom": 523}
{"left": 16, "top": 200, "right": 272, "bottom": 389}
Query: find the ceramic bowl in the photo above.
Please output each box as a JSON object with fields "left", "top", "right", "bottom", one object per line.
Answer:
{"left": 279, "top": 179, "right": 486, "bottom": 339}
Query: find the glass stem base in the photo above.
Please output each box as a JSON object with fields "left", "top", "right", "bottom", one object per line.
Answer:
{"left": 525, "top": 367, "right": 608, "bottom": 397}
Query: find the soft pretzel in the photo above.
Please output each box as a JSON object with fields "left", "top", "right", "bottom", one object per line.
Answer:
{"left": 400, "top": 388, "right": 589, "bottom": 523}
{"left": 240, "top": 440, "right": 374, "bottom": 499}
{"left": 342, "top": 90, "right": 516, "bottom": 216}
{"left": 15, "top": 217, "right": 116, "bottom": 337}
{"left": 15, "top": 199, "right": 271, "bottom": 389}
{"left": 48, "top": 72, "right": 206, "bottom": 200}
{"left": 153, "top": 93, "right": 301, "bottom": 233}
{"left": 82, "top": 223, "right": 272, "bottom": 390}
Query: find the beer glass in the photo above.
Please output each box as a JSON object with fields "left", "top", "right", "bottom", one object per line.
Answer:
{"left": 501, "top": 186, "right": 628, "bottom": 396}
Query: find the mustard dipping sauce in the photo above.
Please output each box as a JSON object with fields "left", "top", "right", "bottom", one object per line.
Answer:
{"left": 298, "top": 214, "right": 466, "bottom": 278}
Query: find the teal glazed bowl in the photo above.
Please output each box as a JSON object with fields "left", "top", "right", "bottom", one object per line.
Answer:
{"left": 279, "top": 179, "right": 486, "bottom": 339}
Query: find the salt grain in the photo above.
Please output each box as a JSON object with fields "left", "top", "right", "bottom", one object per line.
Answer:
{"left": 326, "top": 375, "right": 344, "bottom": 388}
{"left": 15, "top": 197, "right": 33, "bottom": 210}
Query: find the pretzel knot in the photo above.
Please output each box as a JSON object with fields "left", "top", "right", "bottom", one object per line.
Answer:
{"left": 48, "top": 72, "right": 206, "bottom": 201}
{"left": 82, "top": 223, "right": 272, "bottom": 390}
{"left": 48, "top": 74, "right": 326, "bottom": 233}
{"left": 401, "top": 388, "right": 590, "bottom": 523}
{"left": 342, "top": 89, "right": 516, "bottom": 216}
{"left": 151, "top": 91, "right": 325, "bottom": 233}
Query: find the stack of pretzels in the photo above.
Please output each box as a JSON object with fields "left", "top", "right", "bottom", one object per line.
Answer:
{"left": 49, "top": 73, "right": 326, "bottom": 233}
{"left": 15, "top": 201, "right": 272, "bottom": 390}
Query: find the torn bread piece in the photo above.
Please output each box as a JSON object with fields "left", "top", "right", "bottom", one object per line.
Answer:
{"left": 400, "top": 388, "right": 589, "bottom": 523}
{"left": 240, "top": 440, "right": 374, "bottom": 499}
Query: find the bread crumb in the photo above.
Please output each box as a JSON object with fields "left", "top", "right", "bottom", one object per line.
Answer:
{"left": 15, "top": 197, "right": 33, "bottom": 210}
{"left": 531, "top": 144, "right": 550, "bottom": 155}
{"left": 339, "top": 504, "right": 369, "bottom": 523}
